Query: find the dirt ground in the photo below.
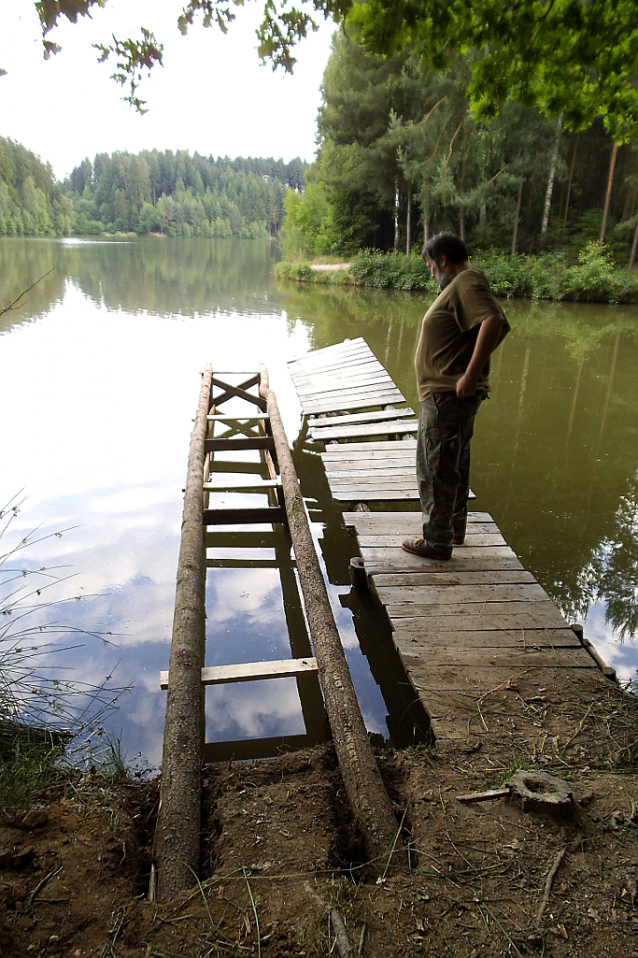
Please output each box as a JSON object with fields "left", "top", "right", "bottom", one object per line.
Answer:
{"left": 2, "top": 679, "right": 638, "bottom": 958}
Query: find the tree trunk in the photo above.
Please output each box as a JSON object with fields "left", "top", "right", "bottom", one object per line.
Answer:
{"left": 406, "top": 185, "right": 412, "bottom": 255}
{"left": 394, "top": 178, "right": 400, "bottom": 251}
{"left": 578, "top": 143, "right": 593, "bottom": 219}
{"left": 600, "top": 141, "right": 619, "bottom": 243}
{"left": 512, "top": 176, "right": 524, "bottom": 255}
{"left": 628, "top": 217, "right": 638, "bottom": 272}
{"left": 153, "top": 365, "right": 212, "bottom": 902}
{"left": 621, "top": 156, "right": 638, "bottom": 222}
{"left": 423, "top": 210, "right": 431, "bottom": 246}
{"left": 541, "top": 113, "right": 564, "bottom": 235}
{"left": 563, "top": 133, "right": 580, "bottom": 227}
{"left": 259, "top": 366, "right": 402, "bottom": 871}
{"left": 459, "top": 132, "right": 467, "bottom": 242}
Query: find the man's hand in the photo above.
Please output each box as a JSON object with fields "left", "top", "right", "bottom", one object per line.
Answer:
{"left": 456, "top": 314, "right": 506, "bottom": 398}
{"left": 456, "top": 371, "right": 479, "bottom": 398}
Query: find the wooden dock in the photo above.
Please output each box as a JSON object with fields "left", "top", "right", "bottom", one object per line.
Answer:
{"left": 289, "top": 338, "right": 421, "bottom": 504}
{"left": 288, "top": 339, "right": 613, "bottom": 746}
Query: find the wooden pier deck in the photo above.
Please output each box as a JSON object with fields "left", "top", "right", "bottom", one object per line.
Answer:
{"left": 289, "top": 338, "right": 421, "bottom": 503}
{"left": 288, "top": 338, "right": 613, "bottom": 746}
{"left": 343, "top": 510, "right": 599, "bottom": 742}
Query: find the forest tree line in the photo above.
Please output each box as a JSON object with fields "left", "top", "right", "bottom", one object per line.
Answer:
{"left": 282, "top": 33, "right": 638, "bottom": 267}
{"left": 0, "top": 139, "right": 307, "bottom": 239}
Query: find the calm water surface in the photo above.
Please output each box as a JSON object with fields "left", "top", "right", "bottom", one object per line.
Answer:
{"left": 2, "top": 237, "right": 637, "bottom": 766}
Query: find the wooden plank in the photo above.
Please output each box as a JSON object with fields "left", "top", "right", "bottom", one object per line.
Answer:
{"left": 311, "top": 421, "right": 418, "bottom": 441}
{"left": 209, "top": 461, "right": 268, "bottom": 475}
{"left": 375, "top": 582, "right": 550, "bottom": 605}
{"left": 364, "top": 555, "right": 523, "bottom": 575}
{"left": 297, "top": 383, "right": 401, "bottom": 401}
{"left": 206, "top": 414, "right": 269, "bottom": 421}
{"left": 324, "top": 454, "right": 416, "bottom": 468}
{"left": 397, "top": 646, "right": 595, "bottom": 669}
{"left": 360, "top": 545, "right": 518, "bottom": 561}
{"left": 295, "top": 375, "right": 396, "bottom": 400}
{"left": 203, "top": 480, "right": 280, "bottom": 493}
{"left": 303, "top": 392, "right": 405, "bottom": 415}
{"left": 160, "top": 657, "right": 318, "bottom": 690}
{"left": 406, "top": 665, "right": 600, "bottom": 694}
{"left": 393, "top": 627, "right": 581, "bottom": 649}
{"left": 357, "top": 523, "right": 499, "bottom": 538}
{"left": 291, "top": 359, "right": 384, "bottom": 382}
{"left": 205, "top": 437, "right": 275, "bottom": 453}
{"left": 309, "top": 407, "right": 414, "bottom": 427}
{"left": 329, "top": 476, "right": 420, "bottom": 489}
{"left": 327, "top": 469, "right": 417, "bottom": 481}
{"left": 203, "top": 507, "right": 286, "bottom": 525}
{"left": 344, "top": 509, "right": 490, "bottom": 525}
{"left": 325, "top": 457, "right": 417, "bottom": 471}
{"left": 206, "top": 558, "right": 279, "bottom": 569}
{"left": 386, "top": 604, "right": 568, "bottom": 630}
{"left": 325, "top": 441, "right": 417, "bottom": 456}
{"left": 357, "top": 532, "right": 506, "bottom": 547}
{"left": 295, "top": 369, "right": 394, "bottom": 390}
{"left": 333, "top": 489, "right": 420, "bottom": 501}
{"left": 372, "top": 569, "right": 536, "bottom": 587}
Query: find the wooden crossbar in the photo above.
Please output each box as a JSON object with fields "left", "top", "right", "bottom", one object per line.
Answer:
{"left": 211, "top": 375, "right": 266, "bottom": 411}
{"left": 203, "top": 479, "right": 281, "bottom": 493}
{"left": 206, "top": 414, "right": 270, "bottom": 421}
{"left": 160, "top": 657, "right": 318, "bottom": 689}
{"left": 205, "top": 436, "right": 275, "bottom": 452}
{"left": 203, "top": 506, "right": 287, "bottom": 525}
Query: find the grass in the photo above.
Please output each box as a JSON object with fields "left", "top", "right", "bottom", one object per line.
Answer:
{"left": 0, "top": 492, "right": 130, "bottom": 814}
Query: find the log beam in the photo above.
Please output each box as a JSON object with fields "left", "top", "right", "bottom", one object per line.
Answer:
{"left": 153, "top": 365, "right": 212, "bottom": 902}
{"left": 259, "top": 364, "right": 401, "bottom": 871}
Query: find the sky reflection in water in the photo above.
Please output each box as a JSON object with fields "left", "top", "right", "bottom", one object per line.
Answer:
{"left": 1, "top": 237, "right": 637, "bottom": 768}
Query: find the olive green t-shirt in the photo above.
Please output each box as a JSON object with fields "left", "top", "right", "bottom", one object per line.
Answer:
{"left": 415, "top": 268, "right": 509, "bottom": 401}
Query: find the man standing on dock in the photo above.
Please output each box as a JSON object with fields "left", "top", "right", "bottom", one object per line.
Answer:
{"left": 402, "top": 232, "right": 510, "bottom": 561}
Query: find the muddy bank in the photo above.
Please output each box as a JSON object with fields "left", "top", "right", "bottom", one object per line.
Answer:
{"left": 2, "top": 729, "right": 638, "bottom": 958}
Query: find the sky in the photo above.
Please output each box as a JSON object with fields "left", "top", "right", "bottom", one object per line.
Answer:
{"left": 0, "top": 1, "right": 336, "bottom": 180}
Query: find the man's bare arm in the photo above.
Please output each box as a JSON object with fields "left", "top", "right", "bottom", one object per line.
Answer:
{"left": 456, "top": 314, "right": 507, "bottom": 398}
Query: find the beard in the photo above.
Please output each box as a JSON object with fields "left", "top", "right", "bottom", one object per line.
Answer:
{"left": 433, "top": 266, "right": 449, "bottom": 290}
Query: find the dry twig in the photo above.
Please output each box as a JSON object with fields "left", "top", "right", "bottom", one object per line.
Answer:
{"left": 537, "top": 847, "right": 566, "bottom": 924}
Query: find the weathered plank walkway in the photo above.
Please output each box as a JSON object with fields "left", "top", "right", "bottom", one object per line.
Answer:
{"left": 289, "top": 338, "right": 421, "bottom": 503}
{"left": 343, "top": 510, "right": 599, "bottom": 741}
{"left": 288, "top": 338, "right": 611, "bottom": 746}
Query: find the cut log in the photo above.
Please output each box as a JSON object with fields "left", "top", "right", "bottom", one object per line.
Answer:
{"left": 259, "top": 363, "right": 402, "bottom": 870}
{"left": 153, "top": 364, "right": 212, "bottom": 902}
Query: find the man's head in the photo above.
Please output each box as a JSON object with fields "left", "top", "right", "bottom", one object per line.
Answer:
{"left": 422, "top": 232, "right": 469, "bottom": 290}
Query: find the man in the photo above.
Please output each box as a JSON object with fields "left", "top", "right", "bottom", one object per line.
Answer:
{"left": 402, "top": 231, "right": 510, "bottom": 561}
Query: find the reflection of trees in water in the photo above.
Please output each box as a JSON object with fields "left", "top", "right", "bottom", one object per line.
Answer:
{"left": 0, "top": 241, "right": 66, "bottom": 330}
{"left": 576, "top": 475, "right": 638, "bottom": 640}
{"left": 0, "top": 237, "right": 280, "bottom": 327}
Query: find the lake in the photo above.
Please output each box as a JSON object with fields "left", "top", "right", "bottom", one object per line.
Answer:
{"left": 2, "top": 236, "right": 637, "bottom": 768}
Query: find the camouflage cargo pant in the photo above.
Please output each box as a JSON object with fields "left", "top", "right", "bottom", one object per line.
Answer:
{"left": 416, "top": 391, "right": 485, "bottom": 557}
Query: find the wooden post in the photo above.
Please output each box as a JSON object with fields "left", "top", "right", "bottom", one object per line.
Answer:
{"left": 153, "top": 364, "right": 213, "bottom": 902}
{"left": 259, "top": 364, "right": 401, "bottom": 870}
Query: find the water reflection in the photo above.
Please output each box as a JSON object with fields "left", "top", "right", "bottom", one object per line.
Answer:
{"left": 2, "top": 237, "right": 638, "bottom": 771}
